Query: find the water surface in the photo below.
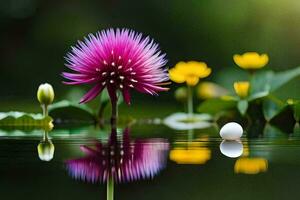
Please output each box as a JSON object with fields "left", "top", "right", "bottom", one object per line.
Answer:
{"left": 1, "top": 124, "right": 300, "bottom": 200}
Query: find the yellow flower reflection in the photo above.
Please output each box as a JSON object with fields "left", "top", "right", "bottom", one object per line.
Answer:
{"left": 169, "top": 61, "right": 212, "bottom": 86}
{"left": 170, "top": 140, "right": 211, "bottom": 164}
{"left": 170, "top": 148, "right": 211, "bottom": 164}
{"left": 234, "top": 158, "right": 268, "bottom": 174}
{"left": 234, "top": 81, "right": 250, "bottom": 98}
{"left": 233, "top": 52, "right": 269, "bottom": 70}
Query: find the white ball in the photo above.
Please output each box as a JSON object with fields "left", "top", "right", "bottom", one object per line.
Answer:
{"left": 219, "top": 122, "right": 243, "bottom": 140}
{"left": 220, "top": 140, "right": 243, "bottom": 158}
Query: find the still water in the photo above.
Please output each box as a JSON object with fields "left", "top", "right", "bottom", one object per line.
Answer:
{"left": 1, "top": 123, "right": 300, "bottom": 200}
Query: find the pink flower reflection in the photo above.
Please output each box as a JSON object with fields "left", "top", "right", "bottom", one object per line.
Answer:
{"left": 65, "top": 128, "right": 169, "bottom": 183}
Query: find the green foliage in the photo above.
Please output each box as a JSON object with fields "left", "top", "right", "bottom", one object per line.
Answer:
{"left": 197, "top": 67, "right": 300, "bottom": 121}
{"left": 237, "top": 100, "right": 248, "bottom": 115}
{"left": 0, "top": 112, "right": 52, "bottom": 127}
{"left": 294, "top": 102, "right": 300, "bottom": 122}
{"left": 263, "top": 123, "right": 287, "bottom": 138}
{"left": 48, "top": 100, "right": 96, "bottom": 123}
{"left": 249, "top": 71, "right": 273, "bottom": 100}
{"left": 270, "top": 67, "right": 300, "bottom": 92}
{"left": 249, "top": 66, "right": 300, "bottom": 100}
{"left": 197, "top": 98, "right": 236, "bottom": 115}
{"left": 48, "top": 93, "right": 125, "bottom": 124}
{"left": 262, "top": 97, "right": 286, "bottom": 121}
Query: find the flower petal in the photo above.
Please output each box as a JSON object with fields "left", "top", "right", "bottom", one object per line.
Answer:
{"left": 169, "top": 68, "right": 185, "bottom": 83}
{"left": 122, "top": 87, "right": 131, "bottom": 105}
{"left": 186, "top": 76, "right": 199, "bottom": 86}
{"left": 80, "top": 145, "right": 99, "bottom": 157}
{"left": 80, "top": 83, "right": 104, "bottom": 104}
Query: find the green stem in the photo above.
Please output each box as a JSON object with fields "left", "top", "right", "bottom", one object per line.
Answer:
{"left": 98, "top": 101, "right": 109, "bottom": 125}
{"left": 187, "top": 85, "right": 193, "bottom": 117}
{"left": 43, "top": 131, "right": 49, "bottom": 141}
{"left": 42, "top": 104, "right": 48, "bottom": 117}
{"left": 110, "top": 98, "right": 118, "bottom": 129}
{"left": 187, "top": 129, "right": 194, "bottom": 143}
{"left": 107, "top": 177, "right": 114, "bottom": 200}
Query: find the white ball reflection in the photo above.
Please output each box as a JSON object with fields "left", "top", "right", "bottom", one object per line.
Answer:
{"left": 219, "top": 140, "right": 243, "bottom": 158}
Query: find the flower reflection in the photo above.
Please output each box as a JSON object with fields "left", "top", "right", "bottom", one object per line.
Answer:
{"left": 234, "top": 157, "right": 268, "bottom": 174}
{"left": 170, "top": 134, "right": 211, "bottom": 165}
{"left": 219, "top": 139, "right": 268, "bottom": 174}
{"left": 37, "top": 130, "right": 55, "bottom": 162}
{"left": 164, "top": 112, "right": 212, "bottom": 130}
{"left": 170, "top": 146, "right": 211, "bottom": 164}
{"left": 65, "top": 128, "right": 169, "bottom": 183}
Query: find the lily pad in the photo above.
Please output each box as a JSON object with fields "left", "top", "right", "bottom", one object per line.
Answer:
{"left": 164, "top": 112, "right": 213, "bottom": 130}
{"left": 48, "top": 100, "right": 96, "bottom": 124}
{"left": 0, "top": 112, "right": 52, "bottom": 127}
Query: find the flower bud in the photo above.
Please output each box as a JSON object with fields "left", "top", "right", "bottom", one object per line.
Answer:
{"left": 37, "top": 83, "right": 55, "bottom": 105}
{"left": 174, "top": 87, "right": 188, "bottom": 103}
{"left": 37, "top": 139, "right": 55, "bottom": 161}
{"left": 234, "top": 81, "right": 250, "bottom": 99}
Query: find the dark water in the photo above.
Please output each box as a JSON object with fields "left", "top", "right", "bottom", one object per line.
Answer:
{"left": 1, "top": 123, "right": 300, "bottom": 200}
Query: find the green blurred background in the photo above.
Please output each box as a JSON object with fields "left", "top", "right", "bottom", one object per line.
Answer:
{"left": 1, "top": 0, "right": 300, "bottom": 111}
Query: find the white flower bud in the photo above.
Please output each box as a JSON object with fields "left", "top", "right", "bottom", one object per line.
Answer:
{"left": 37, "top": 83, "right": 55, "bottom": 105}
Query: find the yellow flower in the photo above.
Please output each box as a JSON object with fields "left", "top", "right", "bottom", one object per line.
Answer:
{"left": 197, "top": 81, "right": 228, "bottom": 99}
{"left": 233, "top": 52, "right": 269, "bottom": 70}
{"left": 234, "top": 81, "right": 250, "bottom": 98}
{"left": 234, "top": 158, "right": 268, "bottom": 174}
{"left": 169, "top": 61, "right": 212, "bottom": 86}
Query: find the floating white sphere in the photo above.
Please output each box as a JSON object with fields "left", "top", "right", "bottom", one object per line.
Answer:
{"left": 219, "top": 122, "right": 243, "bottom": 140}
{"left": 220, "top": 140, "right": 243, "bottom": 158}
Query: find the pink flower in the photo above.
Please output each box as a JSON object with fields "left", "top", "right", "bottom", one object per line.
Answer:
{"left": 63, "top": 28, "right": 169, "bottom": 104}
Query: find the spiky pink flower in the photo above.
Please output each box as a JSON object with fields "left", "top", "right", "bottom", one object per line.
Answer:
{"left": 62, "top": 28, "right": 169, "bottom": 104}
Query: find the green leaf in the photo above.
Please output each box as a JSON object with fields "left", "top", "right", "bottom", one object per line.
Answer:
{"left": 249, "top": 70, "right": 273, "bottom": 100}
{"left": 237, "top": 100, "right": 248, "bottom": 115}
{"left": 100, "top": 88, "right": 110, "bottom": 103}
{"left": 197, "top": 98, "right": 236, "bottom": 115}
{"left": 263, "top": 123, "right": 287, "bottom": 138}
{"left": 0, "top": 112, "right": 52, "bottom": 127}
{"left": 48, "top": 100, "right": 96, "bottom": 124}
{"left": 262, "top": 97, "right": 286, "bottom": 121}
{"left": 249, "top": 67, "right": 300, "bottom": 101}
{"left": 270, "top": 66, "right": 300, "bottom": 92}
{"left": 292, "top": 101, "right": 300, "bottom": 122}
